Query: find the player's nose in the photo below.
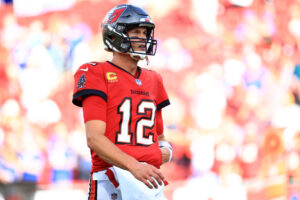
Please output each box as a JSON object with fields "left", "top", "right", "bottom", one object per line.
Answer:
{"left": 137, "top": 32, "right": 146, "bottom": 39}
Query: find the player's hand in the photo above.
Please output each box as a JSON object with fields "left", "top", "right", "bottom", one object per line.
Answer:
{"left": 128, "top": 162, "right": 165, "bottom": 189}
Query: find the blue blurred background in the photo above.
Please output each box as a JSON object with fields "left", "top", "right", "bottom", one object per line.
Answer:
{"left": 0, "top": 0, "right": 300, "bottom": 199}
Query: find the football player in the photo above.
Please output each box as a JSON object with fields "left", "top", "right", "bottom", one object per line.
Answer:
{"left": 72, "top": 4, "right": 172, "bottom": 200}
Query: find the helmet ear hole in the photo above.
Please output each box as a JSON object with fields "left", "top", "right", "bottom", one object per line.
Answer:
{"left": 116, "top": 25, "right": 126, "bottom": 33}
{"left": 120, "top": 42, "right": 130, "bottom": 52}
{"left": 108, "top": 35, "right": 115, "bottom": 40}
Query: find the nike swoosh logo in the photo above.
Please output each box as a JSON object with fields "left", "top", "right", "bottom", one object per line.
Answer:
{"left": 80, "top": 68, "right": 88, "bottom": 71}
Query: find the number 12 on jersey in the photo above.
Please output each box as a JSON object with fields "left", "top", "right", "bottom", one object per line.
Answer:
{"left": 116, "top": 97, "right": 156, "bottom": 146}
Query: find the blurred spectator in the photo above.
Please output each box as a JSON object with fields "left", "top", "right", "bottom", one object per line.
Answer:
{"left": 1, "top": 0, "right": 300, "bottom": 199}
{"left": 1, "top": 0, "right": 13, "bottom": 4}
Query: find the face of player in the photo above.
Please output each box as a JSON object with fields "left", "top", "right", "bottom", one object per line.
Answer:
{"left": 127, "top": 27, "right": 148, "bottom": 52}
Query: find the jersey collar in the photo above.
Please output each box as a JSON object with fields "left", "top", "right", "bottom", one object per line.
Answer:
{"left": 106, "top": 61, "right": 141, "bottom": 79}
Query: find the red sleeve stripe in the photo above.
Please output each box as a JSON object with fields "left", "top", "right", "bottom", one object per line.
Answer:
{"left": 73, "top": 89, "right": 107, "bottom": 107}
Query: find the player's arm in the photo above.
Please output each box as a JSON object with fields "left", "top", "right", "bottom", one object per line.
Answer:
{"left": 83, "top": 96, "right": 165, "bottom": 189}
{"left": 156, "top": 109, "right": 172, "bottom": 165}
{"left": 85, "top": 120, "right": 138, "bottom": 169}
{"left": 85, "top": 120, "right": 164, "bottom": 189}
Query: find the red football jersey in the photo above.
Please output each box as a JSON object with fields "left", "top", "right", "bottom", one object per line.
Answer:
{"left": 72, "top": 61, "right": 170, "bottom": 172}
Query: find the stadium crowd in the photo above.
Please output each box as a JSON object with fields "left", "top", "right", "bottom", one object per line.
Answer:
{"left": 0, "top": 0, "right": 300, "bottom": 199}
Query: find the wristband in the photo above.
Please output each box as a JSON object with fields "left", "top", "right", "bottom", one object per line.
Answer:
{"left": 159, "top": 141, "right": 173, "bottom": 162}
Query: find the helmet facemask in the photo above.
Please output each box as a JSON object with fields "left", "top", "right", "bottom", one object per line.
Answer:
{"left": 124, "top": 24, "right": 157, "bottom": 60}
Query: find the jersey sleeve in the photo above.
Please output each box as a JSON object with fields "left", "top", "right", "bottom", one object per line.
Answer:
{"left": 72, "top": 63, "right": 107, "bottom": 107}
{"left": 82, "top": 95, "right": 107, "bottom": 123}
{"left": 155, "top": 109, "right": 164, "bottom": 136}
{"left": 155, "top": 73, "right": 170, "bottom": 110}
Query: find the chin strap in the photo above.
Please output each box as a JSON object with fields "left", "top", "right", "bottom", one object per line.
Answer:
{"left": 129, "top": 53, "right": 150, "bottom": 66}
{"left": 129, "top": 52, "right": 146, "bottom": 60}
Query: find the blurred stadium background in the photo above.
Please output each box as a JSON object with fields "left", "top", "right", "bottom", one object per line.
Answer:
{"left": 0, "top": 0, "right": 300, "bottom": 199}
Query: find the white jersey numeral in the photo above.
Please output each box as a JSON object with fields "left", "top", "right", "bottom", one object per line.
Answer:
{"left": 116, "top": 98, "right": 132, "bottom": 143}
{"left": 117, "top": 98, "right": 156, "bottom": 146}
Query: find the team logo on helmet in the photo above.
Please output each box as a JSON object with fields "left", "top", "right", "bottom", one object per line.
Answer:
{"left": 105, "top": 8, "right": 126, "bottom": 24}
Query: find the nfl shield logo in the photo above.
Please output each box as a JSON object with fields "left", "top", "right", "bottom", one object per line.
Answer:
{"left": 136, "top": 79, "right": 142, "bottom": 86}
{"left": 111, "top": 193, "right": 118, "bottom": 200}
